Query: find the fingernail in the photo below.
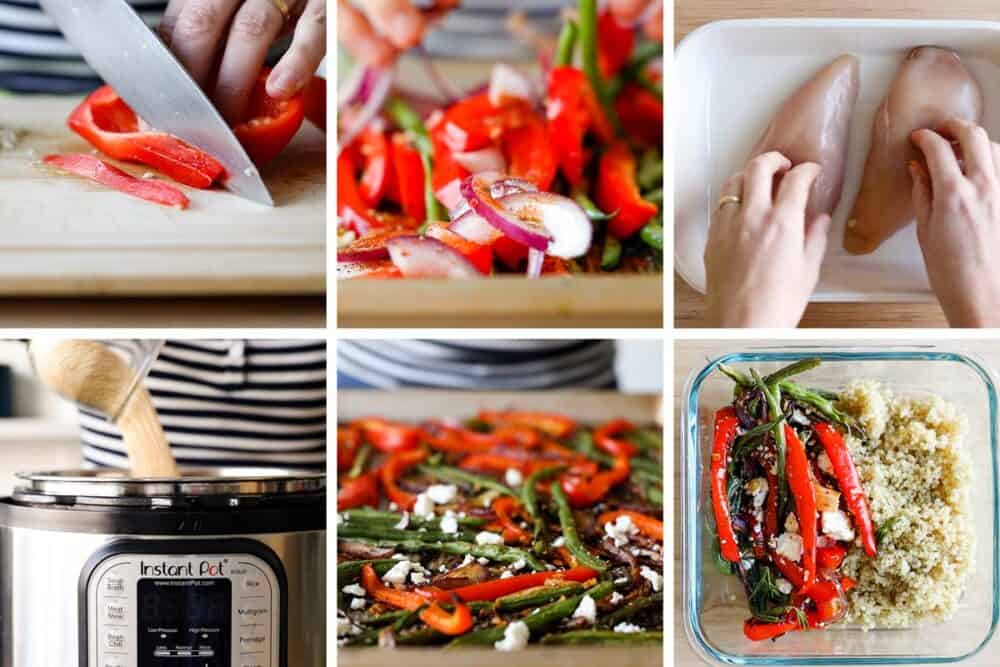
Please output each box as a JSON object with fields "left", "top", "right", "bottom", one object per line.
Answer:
{"left": 268, "top": 68, "right": 299, "bottom": 97}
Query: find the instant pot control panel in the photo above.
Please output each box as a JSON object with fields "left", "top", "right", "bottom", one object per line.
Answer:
{"left": 81, "top": 541, "right": 286, "bottom": 667}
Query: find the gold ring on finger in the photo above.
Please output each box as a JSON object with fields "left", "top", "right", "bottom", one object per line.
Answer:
{"left": 269, "top": 0, "right": 291, "bottom": 20}
{"left": 716, "top": 194, "right": 742, "bottom": 211}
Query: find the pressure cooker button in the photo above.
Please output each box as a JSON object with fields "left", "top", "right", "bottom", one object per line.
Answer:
{"left": 238, "top": 633, "right": 267, "bottom": 651}
{"left": 102, "top": 660, "right": 125, "bottom": 667}
{"left": 104, "top": 577, "right": 126, "bottom": 595}
{"left": 105, "top": 601, "right": 127, "bottom": 621}
{"left": 242, "top": 576, "right": 264, "bottom": 593}
{"left": 104, "top": 630, "right": 127, "bottom": 650}
{"left": 239, "top": 661, "right": 266, "bottom": 667}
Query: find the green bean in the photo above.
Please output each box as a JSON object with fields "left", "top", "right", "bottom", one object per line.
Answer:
{"left": 551, "top": 485, "right": 609, "bottom": 572}
{"left": 764, "top": 358, "right": 821, "bottom": 385}
{"left": 336, "top": 559, "right": 398, "bottom": 583}
{"left": 635, "top": 73, "right": 662, "bottom": 99}
{"left": 639, "top": 219, "right": 663, "bottom": 250}
{"left": 416, "top": 463, "right": 514, "bottom": 497}
{"left": 643, "top": 188, "right": 663, "bottom": 205}
{"left": 344, "top": 507, "right": 486, "bottom": 528}
{"left": 629, "top": 427, "right": 662, "bottom": 451}
{"left": 573, "top": 190, "right": 616, "bottom": 221}
{"left": 385, "top": 97, "right": 440, "bottom": 227}
{"left": 539, "top": 630, "right": 663, "bottom": 645}
{"left": 577, "top": 0, "right": 619, "bottom": 129}
{"left": 358, "top": 609, "right": 409, "bottom": 627}
{"left": 601, "top": 236, "right": 622, "bottom": 270}
{"left": 395, "top": 626, "right": 447, "bottom": 645}
{"left": 600, "top": 592, "right": 663, "bottom": 627}
{"left": 496, "top": 581, "right": 584, "bottom": 612}
{"left": 637, "top": 149, "right": 662, "bottom": 191}
{"left": 339, "top": 628, "right": 379, "bottom": 646}
{"left": 779, "top": 382, "right": 853, "bottom": 427}
{"left": 555, "top": 20, "right": 579, "bottom": 67}
{"left": 348, "top": 443, "right": 371, "bottom": 479}
{"left": 645, "top": 482, "right": 663, "bottom": 506}
{"left": 347, "top": 537, "right": 545, "bottom": 571}
{"left": 521, "top": 465, "right": 566, "bottom": 553}
{"left": 393, "top": 605, "right": 426, "bottom": 633}
{"left": 622, "top": 41, "right": 663, "bottom": 82}
{"left": 337, "top": 524, "right": 476, "bottom": 544}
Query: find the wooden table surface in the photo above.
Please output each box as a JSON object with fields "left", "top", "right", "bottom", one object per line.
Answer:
{"left": 673, "top": 339, "right": 1000, "bottom": 665}
{"left": 673, "top": 0, "right": 1000, "bottom": 329}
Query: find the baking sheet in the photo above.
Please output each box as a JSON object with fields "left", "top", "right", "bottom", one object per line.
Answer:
{"left": 674, "top": 18, "right": 1000, "bottom": 302}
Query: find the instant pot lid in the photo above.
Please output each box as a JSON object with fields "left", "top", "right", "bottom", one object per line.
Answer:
{"left": 13, "top": 467, "right": 325, "bottom": 505}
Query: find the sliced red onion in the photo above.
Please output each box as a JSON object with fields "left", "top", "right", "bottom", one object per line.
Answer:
{"left": 526, "top": 248, "right": 544, "bottom": 278}
{"left": 338, "top": 66, "right": 393, "bottom": 150}
{"left": 436, "top": 178, "right": 464, "bottom": 211}
{"left": 386, "top": 236, "right": 482, "bottom": 278}
{"left": 490, "top": 191, "right": 593, "bottom": 259}
{"left": 449, "top": 210, "right": 504, "bottom": 245}
{"left": 460, "top": 174, "right": 551, "bottom": 251}
{"left": 488, "top": 64, "right": 538, "bottom": 106}
{"left": 338, "top": 64, "right": 367, "bottom": 108}
{"left": 453, "top": 146, "right": 507, "bottom": 174}
{"left": 449, "top": 173, "right": 538, "bottom": 221}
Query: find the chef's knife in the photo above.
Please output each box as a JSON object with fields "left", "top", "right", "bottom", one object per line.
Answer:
{"left": 38, "top": 0, "right": 273, "bottom": 206}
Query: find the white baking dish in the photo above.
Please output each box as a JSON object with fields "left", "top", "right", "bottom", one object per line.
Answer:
{"left": 674, "top": 18, "right": 1000, "bottom": 302}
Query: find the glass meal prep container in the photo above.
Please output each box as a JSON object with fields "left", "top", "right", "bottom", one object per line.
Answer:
{"left": 681, "top": 347, "right": 1000, "bottom": 664}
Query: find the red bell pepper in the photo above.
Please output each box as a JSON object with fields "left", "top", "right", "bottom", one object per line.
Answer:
{"left": 560, "top": 452, "right": 630, "bottom": 507}
{"left": 337, "top": 472, "right": 379, "bottom": 510}
{"left": 66, "top": 87, "right": 223, "bottom": 189}
{"left": 542, "top": 257, "right": 572, "bottom": 274}
{"left": 710, "top": 407, "right": 741, "bottom": 563}
{"left": 430, "top": 127, "right": 468, "bottom": 205}
{"left": 596, "top": 510, "right": 663, "bottom": 542}
{"left": 358, "top": 126, "right": 391, "bottom": 207}
{"left": 337, "top": 229, "right": 414, "bottom": 264}
{"left": 459, "top": 453, "right": 531, "bottom": 475}
{"left": 337, "top": 151, "right": 383, "bottom": 235}
{"left": 785, "top": 424, "right": 818, "bottom": 589}
{"left": 391, "top": 133, "right": 427, "bottom": 221}
{"left": 491, "top": 496, "right": 531, "bottom": 545}
{"left": 337, "top": 426, "right": 361, "bottom": 472}
{"left": 593, "top": 418, "right": 639, "bottom": 458}
{"left": 817, "top": 544, "right": 848, "bottom": 571}
{"left": 420, "top": 421, "right": 498, "bottom": 454}
{"left": 44, "top": 153, "right": 189, "bottom": 208}
{"left": 595, "top": 141, "right": 658, "bottom": 239}
{"left": 503, "top": 117, "right": 557, "bottom": 191}
{"left": 440, "top": 92, "right": 532, "bottom": 153}
{"left": 338, "top": 259, "right": 403, "bottom": 279}
{"left": 813, "top": 422, "right": 877, "bottom": 558}
{"left": 302, "top": 75, "right": 326, "bottom": 130}
{"left": 380, "top": 448, "right": 428, "bottom": 510}
{"left": 445, "top": 567, "right": 597, "bottom": 602}
{"left": 425, "top": 223, "right": 493, "bottom": 275}
{"left": 477, "top": 411, "right": 578, "bottom": 439}
{"left": 546, "top": 66, "right": 613, "bottom": 186}
{"left": 232, "top": 68, "right": 305, "bottom": 166}
{"left": 353, "top": 417, "right": 421, "bottom": 453}
{"left": 492, "top": 236, "right": 530, "bottom": 271}
{"left": 615, "top": 82, "right": 663, "bottom": 147}
{"left": 360, "top": 564, "right": 473, "bottom": 636}
{"left": 597, "top": 9, "right": 635, "bottom": 78}
{"left": 771, "top": 551, "right": 806, "bottom": 590}
{"left": 744, "top": 615, "right": 803, "bottom": 642}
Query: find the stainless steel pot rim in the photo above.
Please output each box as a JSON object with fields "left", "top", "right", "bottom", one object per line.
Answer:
{"left": 14, "top": 467, "right": 326, "bottom": 499}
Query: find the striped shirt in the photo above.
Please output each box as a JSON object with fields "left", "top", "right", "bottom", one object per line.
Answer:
{"left": 337, "top": 340, "right": 616, "bottom": 390}
{"left": 80, "top": 340, "right": 326, "bottom": 471}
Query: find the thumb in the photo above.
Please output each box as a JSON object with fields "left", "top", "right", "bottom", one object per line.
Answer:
{"left": 909, "top": 160, "right": 932, "bottom": 227}
{"left": 804, "top": 213, "right": 832, "bottom": 267}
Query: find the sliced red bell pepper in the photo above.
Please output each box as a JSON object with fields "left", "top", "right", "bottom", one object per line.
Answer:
{"left": 445, "top": 567, "right": 597, "bottom": 602}
{"left": 560, "top": 452, "right": 630, "bottom": 508}
{"left": 597, "top": 9, "right": 635, "bottom": 78}
{"left": 337, "top": 229, "right": 414, "bottom": 263}
{"left": 353, "top": 417, "right": 421, "bottom": 453}
{"left": 596, "top": 510, "right": 663, "bottom": 542}
{"left": 492, "top": 236, "right": 530, "bottom": 271}
{"left": 477, "top": 411, "right": 578, "bottom": 439}
{"left": 360, "top": 564, "right": 473, "bottom": 635}
{"left": 337, "top": 150, "right": 383, "bottom": 235}
{"left": 546, "top": 66, "right": 612, "bottom": 186}
{"left": 337, "top": 471, "right": 379, "bottom": 510}
{"left": 785, "top": 424, "right": 818, "bottom": 589}
{"left": 491, "top": 496, "right": 531, "bottom": 545}
{"left": 596, "top": 141, "right": 658, "bottom": 239}
{"left": 337, "top": 426, "right": 361, "bottom": 472}
{"left": 593, "top": 418, "right": 639, "bottom": 458}
{"left": 817, "top": 544, "right": 848, "bottom": 571}
{"left": 503, "top": 117, "right": 557, "bottom": 191}
{"left": 44, "top": 153, "right": 189, "bottom": 208}
{"left": 66, "top": 87, "right": 223, "bottom": 189}
{"left": 813, "top": 422, "right": 877, "bottom": 558}
{"left": 615, "top": 82, "right": 663, "bottom": 147}
{"left": 420, "top": 421, "right": 498, "bottom": 454}
{"left": 430, "top": 127, "right": 468, "bottom": 204}
{"left": 440, "top": 92, "right": 532, "bottom": 153}
{"left": 391, "top": 133, "right": 427, "bottom": 221}
{"left": 425, "top": 223, "right": 493, "bottom": 275}
{"left": 358, "top": 126, "right": 391, "bottom": 207}
{"left": 380, "top": 448, "right": 428, "bottom": 511}
{"left": 459, "top": 453, "right": 531, "bottom": 475}
{"left": 338, "top": 259, "right": 404, "bottom": 279}
{"left": 710, "top": 407, "right": 741, "bottom": 563}
{"left": 232, "top": 68, "right": 305, "bottom": 166}
{"left": 542, "top": 257, "right": 572, "bottom": 275}
{"left": 744, "top": 615, "right": 803, "bottom": 642}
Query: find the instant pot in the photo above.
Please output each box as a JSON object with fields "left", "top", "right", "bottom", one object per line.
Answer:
{"left": 0, "top": 468, "right": 326, "bottom": 667}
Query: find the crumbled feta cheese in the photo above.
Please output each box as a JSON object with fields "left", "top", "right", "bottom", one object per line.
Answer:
{"left": 460, "top": 554, "right": 476, "bottom": 567}
{"left": 440, "top": 512, "right": 459, "bottom": 534}
{"left": 478, "top": 557, "right": 490, "bottom": 565}
{"left": 381, "top": 560, "right": 413, "bottom": 585}
{"left": 640, "top": 565, "right": 662, "bottom": 592}
{"left": 822, "top": 510, "right": 856, "bottom": 542}
{"left": 613, "top": 622, "right": 643, "bottom": 633}
{"left": 394, "top": 511, "right": 410, "bottom": 530}
{"left": 746, "top": 477, "right": 769, "bottom": 509}
{"left": 630, "top": 547, "right": 641, "bottom": 556}
{"left": 511, "top": 558, "right": 526, "bottom": 571}
{"left": 392, "top": 553, "right": 407, "bottom": 560}
{"left": 817, "top": 451, "right": 834, "bottom": 475}
{"left": 776, "top": 578, "right": 793, "bottom": 595}
{"left": 614, "top": 576, "right": 629, "bottom": 585}
{"left": 350, "top": 597, "right": 367, "bottom": 610}
{"left": 785, "top": 513, "right": 800, "bottom": 534}
{"left": 552, "top": 536, "right": 566, "bottom": 547}
{"left": 337, "top": 618, "right": 362, "bottom": 636}
{"left": 500, "top": 570, "right": 514, "bottom": 579}
{"left": 505, "top": 468, "right": 524, "bottom": 486}
{"left": 476, "top": 531, "right": 504, "bottom": 546}
{"left": 494, "top": 620, "right": 530, "bottom": 651}
{"left": 413, "top": 493, "right": 435, "bottom": 519}
{"left": 426, "top": 484, "right": 458, "bottom": 504}
{"left": 336, "top": 513, "right": 345, "bottom": 525}
{"left": 341, "top": 584, "right": 366, "bottom": 597}
{"left": 410, "top": 571, "right": 429, "bottom": 585}
{"left": 572, "top": 594, "right": 597, "bottom": 623}
{"left": 439, "top": 564, "right": 448, "bottom": 572}
{"left": 775, "top": 532, "right": 804, "bottom": 562}
{"left": 604, "top": 514, "right": 639, "bottom": 546}
{"left": 609, "top": 591, "right": 624, "bottom": 605}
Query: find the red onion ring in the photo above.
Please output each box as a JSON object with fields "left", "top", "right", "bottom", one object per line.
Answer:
{"left": 338, "top": 66, "right": 393, "bottom": 150}
{"left": 449, "top": 210, "right": 504, "bottom": 245}
{"left": 496, "top": 191, "right": 592, "bottom": 259}
{"left": 386, "top": 236, "right": 482, "bottom": 278}
{"left": 453, "top": 146, "right": 507, "bottom": 174}
{"left": 460, "top": 174, "right": 551, "bottom": 251}
{"left": 449, "top": 173, "right": 538, "bottom": 221}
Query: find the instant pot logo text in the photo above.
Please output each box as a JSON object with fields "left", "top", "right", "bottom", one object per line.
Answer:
{"left": 140, "top": 559, "right": 227, "bottom": 577}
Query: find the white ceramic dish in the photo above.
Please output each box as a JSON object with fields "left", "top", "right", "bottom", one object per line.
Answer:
{"left": 674, "top": 18, "right": 1000, "bottom": 302}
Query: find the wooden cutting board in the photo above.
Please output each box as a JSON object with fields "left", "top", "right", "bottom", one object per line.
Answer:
{"left": 0, "top": 94, "right": 325, "bottom": 295}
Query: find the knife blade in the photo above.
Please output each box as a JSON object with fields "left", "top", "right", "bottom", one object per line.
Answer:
{"left": 38, "top": 0, "right": 273, "bottom": 206}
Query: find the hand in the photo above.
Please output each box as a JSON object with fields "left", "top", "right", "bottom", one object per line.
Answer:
{"left": 910, "top": 119, "right": 1000, "bottom": 328}
{"left": 704, "top": 152, "right": 831, "bottom": 328}
{"left": 608, "top": 0, "right": 662, "bottom": 41}
{"left": 338, "top": 0, "right": 453, "bottom": 67}
{"left": 160, "top": 0, "right": 326, "bottom": 124}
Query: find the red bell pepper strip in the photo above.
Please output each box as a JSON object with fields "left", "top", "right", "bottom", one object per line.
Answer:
{"left": 420, "top": 421, "right": 498, "bottom": 454}
{"left": 593, "top": 418, "right": 639, "bottom": 458}
{"left": 337, "top": 471, "right": 380, "bottom": 510}
{"left": 429, "top": 126, "right": 468, "bottom": 204}
{"left": 813, "top": 422, "right": 877, "bottom": 558}
{"left": 546, "top": 66, "right": 613, "bottom": 186}
{"left": 503, "top": 117, "right": 557, "bottom": 191}
{"left": 595, "top": 141, "right": 658, "bottom": 239}
{"left": 597, "top": 9, "right": 635, "bottom": 78}
{"left": 817, "top": 544, "right": 848, "bottom": 571}
{"left": 440, "top": 92, "right": 532, "bottom": 153}
{"left": 596, "top": 510, "right": 663, "bottom": 542}
{"left": 710, "top": 407, "right": 741, "bottom": 563}
{"left": 785, "top": 424, "right": 818, "bottom": 589}
{"left": 360, "top": 564, "right": 473, "bottom": 636}
{"left": 44, "top": 153, "right": 190, "bottom": 208}
{"left": 771, "top": 551, "right": 806, "bottom": 590}
{"left": 66, "top": 86, "right": 224, "bottom": 189}
{"left": 358, "top": 126, "right": 391, "bottom": 207}
{"left": 445, "top": 567, "right": 597, "bottom": 602}
{"left": 337, "top": 426, "right": 361, "bottom": 472}
{"left": 491, "top": 236, "right": 530, "bottom": 271}
{"left": 425, "top": 223, "right": 493, "bottom": 275}
{"left": 338, "top": 259, "right": 404, "bottom": 279}
{"left": 380, "top": 448, "right": 428, "bottom": 510}
{"left": 560, "top": 452, "right": 630, "bottom": 508}
{"left": 744, "top": 615, "right": 803, "bottom": 642}
{"left": 477, "top": 411, "right": 578, "bottom": 439}
{"left": 614, "top": 82, "right": 663, "bottom": 147}
{"left": 353, "top": 417, "right": 421, "bottom": 453}
{"left": 491, "top": 496, "right": 531, "bottom": 544}
{"left": 337, "top": 151, "right": 384, "bottom": 235}
{"left": 459, "top": 453, "right": 531, "bottom": 475}
{"left": 391, "top": 133, "right": 427, "bottom": 222}
{"left": 337, "top": 229, "right": 414, "bottom": 264}
{"left": 231, "top": 68, "right": 305, "bottom": 166}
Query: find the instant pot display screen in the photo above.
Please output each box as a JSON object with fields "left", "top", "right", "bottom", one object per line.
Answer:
{"left": 138, "top": 578, "right": 231, "bottom": 665}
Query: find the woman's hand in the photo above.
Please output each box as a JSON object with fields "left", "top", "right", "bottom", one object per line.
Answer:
{"left": 160, "top": 0, "right": 326, "bottom": 124}
{"left": 338, "top": 0, "right": 455, "bottom": 68}
{"left": 910, "top": 119, "right": 1000, "bottom": 327}
{"left": 704, "top": 151, "right": 831, "bottom": 328}
{"left": 608, "top": 0, "right": 662, "bottom": 41}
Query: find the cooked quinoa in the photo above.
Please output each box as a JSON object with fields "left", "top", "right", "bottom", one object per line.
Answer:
{"left": 836, "top": 380, "right": 973, "bottom": 629}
